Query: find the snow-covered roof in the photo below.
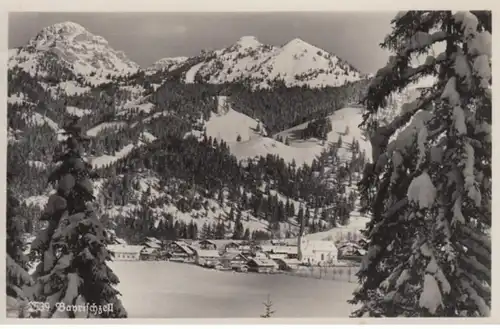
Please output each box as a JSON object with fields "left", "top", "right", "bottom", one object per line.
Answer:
{"left": 249, "top": 258, "right": 278, "bottom": 267}
{"left": 196, "top": 249, "right": 220, "bottom": 258}
{"left": 170, "top": 241, "right": 195, "bottom": 255}
{"left": 274, "top": 258, "right": 301, "bottom": 265}
{"left": 221, "top": 252, "right": 248, "bottom": 261}
{"left": 141, "top": 247, "right": 158, "bottom": 255}
{"left": 199, "top": 239, "right": 218, "bottom": 245}
{"left": 338, "top": 242, "right": 361, "bottom": 249}
{"left": 145, "top": 236, "right": 161, "bottom": 244}
{"left": 198, "top": 239, "right": 241, "bottom": 250}
{"left": 143, "top": 241, "right": 161, "bottom": 249}
{"left": 302, "top": 239, "right": 338, "bottom": 252}
{"left": 261, "top": 245, "right": 297, "bottom": 254}
{"left": 108, "top": 244, "right": 144, "bottom": 254}
{"left": 114, "top": 237, "right": 127, "bottom": 245}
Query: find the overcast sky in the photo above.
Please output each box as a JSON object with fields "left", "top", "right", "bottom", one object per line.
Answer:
{"left": 9, "top": 12, "right": 396, "bottom": 73}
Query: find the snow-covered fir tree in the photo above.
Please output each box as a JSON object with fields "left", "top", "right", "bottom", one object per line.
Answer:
{"left": 6, "top": 171, "right": 33, "bottom": 316}
{"left": 30, "top": 116, "right": 128, "bottom": 318}
{"left": 351, "top": 11, "right": 491, "bottom": 317}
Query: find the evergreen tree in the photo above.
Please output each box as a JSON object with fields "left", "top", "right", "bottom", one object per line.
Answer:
{"left": 30, "top": 116, "right": 128, "bottom": 318}
{"left": 6, "top": 171, "right": 33, "bottom": 316}
{"left": 351, "top": 11, "right": 491, "bottom": 317}
{"left": 243, "top": 228, "right": 251, "bottom": 241}
{"left": 201, "top": 222, "right": 210, "bottom": 240}
{"left": 215, "top": 221, "right": 226, "bottom": 239}
{"left": 232, "top": 209, "right": 244, "bottom": 240}
{"left": 260, "top": 294, "right": 276, "bottom": 318}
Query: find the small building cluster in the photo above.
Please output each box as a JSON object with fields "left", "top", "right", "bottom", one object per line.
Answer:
{"left": 105, "top": 233, "right": 351, "bottom": 274}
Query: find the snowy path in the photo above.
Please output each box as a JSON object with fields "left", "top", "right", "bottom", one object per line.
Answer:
{"left": 110, "top": 261, "right": 357, "bottom": 318}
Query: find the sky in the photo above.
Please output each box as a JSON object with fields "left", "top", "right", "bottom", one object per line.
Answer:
{"left": 9, "top": 12, "right": 396, "bottom": 74}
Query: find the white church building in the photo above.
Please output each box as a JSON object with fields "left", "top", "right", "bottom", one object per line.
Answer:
{"left": 299, "top": 238, "right": 338, "bottom": 266}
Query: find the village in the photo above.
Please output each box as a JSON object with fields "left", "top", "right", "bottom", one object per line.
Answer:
{"left": 105, "top": 232, "right": 367, "bottom": 275}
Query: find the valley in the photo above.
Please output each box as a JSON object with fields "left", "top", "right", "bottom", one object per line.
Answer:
{"left": 7, "top": 10, "right": 491, "bottom": 319}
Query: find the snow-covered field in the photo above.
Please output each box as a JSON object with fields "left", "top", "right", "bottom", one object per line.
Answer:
{"left": 110, "top": 261, "right": 357, "bottom": 318}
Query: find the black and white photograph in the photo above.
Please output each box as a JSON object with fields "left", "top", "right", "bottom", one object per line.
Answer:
{"left": 5, "top": 7, "right": 492, "bottom": 320}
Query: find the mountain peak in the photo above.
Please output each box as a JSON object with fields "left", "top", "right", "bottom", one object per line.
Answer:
{"left": 45, "top": 21, "right": 87, "bottom": 34}
{"left": 282, "top": 37, "right": 317, "bottom": 51}
{"left": 13, "top": 21, "right": 139, "bottom": 79}
{"left": 29, "top": 20, "right": 106, "bottom": 49}
{"left": 287, "top": 37, "right": 307, "bottom": 45}
{"left": 147, "top": 56, "right": 189, "bottom": 72}
{"left": 235, "top": 36, "right": 261, "bottom": 48}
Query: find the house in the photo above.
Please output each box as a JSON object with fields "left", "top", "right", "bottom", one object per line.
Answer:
{"left": 253, "top": 250, "right": 269, "bottom": 259}
{"left": 179, "top": 239, "right": 194, "bottom": 245}
{"left": 357, "top": 238, "right": 369, "bottom": 248}
{"left": 140, "top": 247, "right": 160, "bottom": 261}
{"left": 108, "top": 245, "right": 144, "bottom": 261}
{"left": 145, "top": 236, "right": 162, "bottom": 245}
{"left": 195, "top": 249, "right": 221, "bottom": 268}
{"left": 338, "top": 242, "right": 361, "bottom": 257}
{"left": 247, "top": 258, "right": 279, "bottom": 273}
{"left": 220, "top": 252, "right": 249, "bottom": 270}
{"left": 114, "top": 237, "right": 128, "bottom": 245}
{"left": 238, "top": 244, "right": 254, "bottom": 257}
{"left": 300, "top": 238, "right": 338, "bottom": 266}
{"left": 273, "top": 258, "right": 301, "bottom": 271}
{"left": 338, "top": 242, "right": 366, "bottom": 262}
{"left": 197, "top": 239, "right": 218, "bottom": 250}
{"left": 196, "top": 239, "right": 247, "bottom": 254}
{"left": 224, "top": 241, "right": 241, "bottom": 253}
{"left": 261, "top": 245, "right": 298, "bottom": 259}
{"left": 167, "top": 241, "right": 195, "bottom": 261}
{"left": 143, "top": 237, "right": 162, "bottom": 249}
{"left": 143, "top": 240, "right": 162, "bottom": 249}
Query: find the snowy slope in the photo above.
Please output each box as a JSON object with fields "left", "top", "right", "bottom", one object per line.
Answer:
{"left": 194, "top": 97, "right": 371, "bottom": 166}
{"left": 204, "top": 96, "right": 263, "bottom": 143}
{"left": 101, "top": 171, "right": 274, "bottom": 235}
{"left": 66, "top": 106, "right": 92, "bottom": 117}
{"left": 86, "top": 121, "right": 127, "bottom": 137}
{"left": 155, "top": 36, "right": 363, "bottom": 89}
{"left": 9, "top": 21, "right": 139, "bottom": 82}
{"left": 276, "top": 107, "right": 372, "bottom": 163}
{"left": 21, "top": 111, "right": 59, "bottom": 132}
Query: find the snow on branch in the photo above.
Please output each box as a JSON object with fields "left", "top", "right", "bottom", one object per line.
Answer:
{"left": 460, "top": 279, "right": 490, "bottom": 316}
{"left": 459, "top": 254, "right": 491, "bottom": 282}
{"left": 401, "top": 31, "right": 448, "bottom": 56}
{"left": 468, "top": 31, "right": 492, "bottom": 57}
{"left": 459, "top": 268, "right": 491, "bottom": 299}
{"left": 6, "top": 254, "right": 33, "bottom": 287}
{"left": 460, "top": 225, "right": 490, "bottom": 251}
{"left": 461, "top": 239, "right": 490, "bottom": 272}
{"left": 453, "top": 11, "right": 479, "bottom": 39}
{"left": 419, "top": 273, "right": 443, "bottom": 314}
{"left": 407, "top": 172, "right": 436, "bottom": 209}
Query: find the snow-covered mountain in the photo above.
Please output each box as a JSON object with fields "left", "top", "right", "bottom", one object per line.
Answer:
{"left": 8, "top": 21, "right": 372, "bottom": 244}
{"left": 146, "top": 56, "right": 189, "bottom": 74}
{"left": 153, "top": 36, "right": 365, "bottom": 89}
{"left": 8, "top": 21, "right": 140, "bottom": 84}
